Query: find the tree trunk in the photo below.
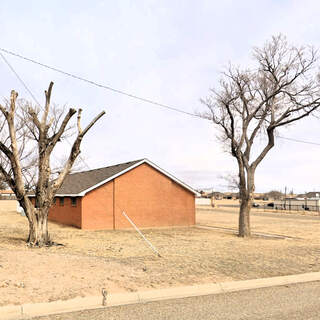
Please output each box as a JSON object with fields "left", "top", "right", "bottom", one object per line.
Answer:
{"left": 26, "top": 207, "right": 50, "bottom": 246}
{"left": 239, "top": 196, "right": 251, "bottom": 237}
{"left": 238, "top": 167, "right": 254, "bottom": 237}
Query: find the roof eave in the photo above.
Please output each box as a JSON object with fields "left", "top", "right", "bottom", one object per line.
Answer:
{"left": 28, "top": 193, "right": 84, "bottom": 197}
{"left": 79, "top": 158, "right": 198, "bottom": 196}
{"left": 30, "top": 159, "right": 199, "bottom": 197}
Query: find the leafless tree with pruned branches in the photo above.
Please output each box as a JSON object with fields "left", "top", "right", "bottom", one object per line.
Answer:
{"left": 0, "top": 82, "right": 105, "bottom": 246}
{"left": 201, "top": 35, "right": 320, "bottom": 237}
{"left": 218, "top": 173, "right": 239, "bottom": 191}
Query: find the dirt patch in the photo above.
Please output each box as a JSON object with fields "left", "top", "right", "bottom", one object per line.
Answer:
{"left": 1, "top": 209, "right": 320, "bottom": 306}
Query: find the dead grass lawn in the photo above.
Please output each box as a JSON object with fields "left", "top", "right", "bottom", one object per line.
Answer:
{"left": 1, "top": 208, "right": 320, "bottom": 306}
{"left": 198, "top": 207, "right": 320, "bottom": 240}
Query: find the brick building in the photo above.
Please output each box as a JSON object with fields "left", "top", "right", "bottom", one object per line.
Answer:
{"left": 32, "top": 159, "right": 196, "bottom": 230}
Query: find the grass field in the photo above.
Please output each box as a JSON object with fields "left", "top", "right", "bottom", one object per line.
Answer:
{"left": 1, "top": 207, "right": 320, "bottom": 306}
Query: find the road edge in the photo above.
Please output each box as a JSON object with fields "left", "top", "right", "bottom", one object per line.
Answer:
{"left": 1, "top": 271, "right": 320, "bottom": 319}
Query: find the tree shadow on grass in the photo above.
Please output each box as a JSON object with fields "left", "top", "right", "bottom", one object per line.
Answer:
{"left": 0, "top": 235, "right": 27, "bottom": 246}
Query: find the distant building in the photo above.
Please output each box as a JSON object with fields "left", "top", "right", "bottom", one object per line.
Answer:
{"left": 0, "top": 189, "right": 15, "bottom": 199}
{"left": 297, "top": 192, "right": 320, "bottom": 199}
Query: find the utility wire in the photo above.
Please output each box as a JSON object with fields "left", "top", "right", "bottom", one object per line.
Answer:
{"left": 0, "top": 51, "right": 92, "bottom": 170}
{"left": 278, "top": 136, "right": 320, "bottom": 146}
{"left": 0, "top": 52, "right": 41, "bottom": 106}
{"left": 1, "top": 47, "right": 319, "bottom": 148}
{"left": 0, "top": 47, "right": 201, "bottom": 119}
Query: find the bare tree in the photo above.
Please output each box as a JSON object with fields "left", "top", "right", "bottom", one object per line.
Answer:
{"left": 218, "top": 173, "right": 239, "bottom": 191}
{"left": 201, "top": 35, "right": 320, "bottom": 237}
{"left": 0, "top": 174, "right": 7, "bottom": 190}
{"left": 0, "top": 82, "right": 105, "bottom": 246}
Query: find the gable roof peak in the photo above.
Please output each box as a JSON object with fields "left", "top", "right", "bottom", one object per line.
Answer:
{"left": 45, "top": 158, "right": 197, "bottom": 197}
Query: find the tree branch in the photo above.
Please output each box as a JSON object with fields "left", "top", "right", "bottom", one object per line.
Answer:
{"left": 50, "top": 110, "right": 106, "bottom": 196}
{"left": 42, "top": 81, "right": 54, "bottom": 126}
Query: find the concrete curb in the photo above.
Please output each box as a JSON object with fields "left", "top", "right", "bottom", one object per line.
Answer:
{"left": 1, "top": 272, "right": 320, "bottom": 319}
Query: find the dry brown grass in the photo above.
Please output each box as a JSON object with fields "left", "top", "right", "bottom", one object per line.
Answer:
{"left": 198, "top": 207, "right": 320, "bottom": 240}
{"left": 1, "top": 208, "right": 320, "bottom": 306}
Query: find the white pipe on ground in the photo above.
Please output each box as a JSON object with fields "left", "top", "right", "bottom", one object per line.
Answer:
{"left": 121, "top": 211, "right": 161, "bottom": 257}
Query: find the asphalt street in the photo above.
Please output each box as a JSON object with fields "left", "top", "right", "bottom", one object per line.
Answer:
{"left": 31, "top": 281, "right": 320, "bottom": 320}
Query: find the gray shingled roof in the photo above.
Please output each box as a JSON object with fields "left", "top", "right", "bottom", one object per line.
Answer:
{"left": 297, "top": 191, "right": 320, "bottom": 199}
{"left": 55, "top": 159, "right": 143, "bottom": 196}
{"left": 28, "top": 158, "right": 198, "bottom": 197}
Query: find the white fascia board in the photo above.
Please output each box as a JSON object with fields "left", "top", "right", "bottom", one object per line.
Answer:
{"left": 78, "top": 158, "right": 198, "bottom": 197}
{"left": 55, "top": 194, "right": 82, "bottom": 197}
{"left": 78, "top": 159, "right": 147, "bottom": 196}
{"left": 28, "top": 194, "right": 81, "bottom": 197}
{"left": 29, "top": 161, "right": 148, "bottom": 197}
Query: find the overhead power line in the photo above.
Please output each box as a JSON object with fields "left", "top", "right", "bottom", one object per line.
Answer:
{"left": 1, "top": 47, "right": 319, "bottom": 148}
{"left": 0, "top": 51, "right": 92, "bottom": 170}
{"left": 0, "top": 47, "right": 201, "bottom": 119}
{"left": 0, "top": 52, "right": 41, "bottom": 106}
{"left": 278, "top": 136, "right": 320, "bottom": 146}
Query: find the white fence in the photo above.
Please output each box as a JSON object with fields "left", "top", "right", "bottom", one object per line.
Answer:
{"left": 195, "top": 198, "right": 212, "bottom": 206}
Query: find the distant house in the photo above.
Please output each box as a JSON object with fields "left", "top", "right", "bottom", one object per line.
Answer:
{"left": 222, "top": 192, "right": 239, "bottom": 200}
{"left": 297, "top": 192, "right": 320, "bottom": 199}
{"left": 209, "top": 192, "right": 224, "bottom": 200}
{"left": 29, "top": 159, "right": 196, "bottom": 230}
{"left": 253, "top": 193, "right": 266, "bottom": 200}
{"left": 0, "top": 189, "right": 15, "bottom": 199}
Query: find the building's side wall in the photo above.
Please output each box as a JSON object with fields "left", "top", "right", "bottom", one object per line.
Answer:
{"left": 42, "top": 163, "right": 195, "bottom": 230}
{"left": 47, "top": 197, "right": 82, "bottom": 228}
{"left": 81, "top": 180, "right": 114, "bottom": 229}
{"left": 114, "top": 163, "right": 195, "bottom": 229}
{"left": 169, "top": 181, "right": 195, "bottom": 226}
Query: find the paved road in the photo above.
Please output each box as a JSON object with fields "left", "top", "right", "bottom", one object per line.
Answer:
{"left": 198, "top": 207, "right": 320, "bottom": 221}
{"left": 32, "top": 281, "right": 320, "bottom": 320}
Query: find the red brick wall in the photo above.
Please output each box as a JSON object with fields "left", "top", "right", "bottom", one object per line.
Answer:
{"left": 114, "top": 163, "right": 195, "bottom": 229}
{"left": 45, "top": 163, "right": 195, "bottom": 230}
{"left": 47, "top": 197, "right": 82, "bottom": 228}
{"left": 81, "top": 180, "right": 114, "bottom": 229}
{"left": 169, "top": 181, "right": 195, "bottom": 226}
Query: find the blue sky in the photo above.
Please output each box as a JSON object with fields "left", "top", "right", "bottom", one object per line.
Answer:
{"left": 0, "top": 0, "right": 320, "bottom": 193}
